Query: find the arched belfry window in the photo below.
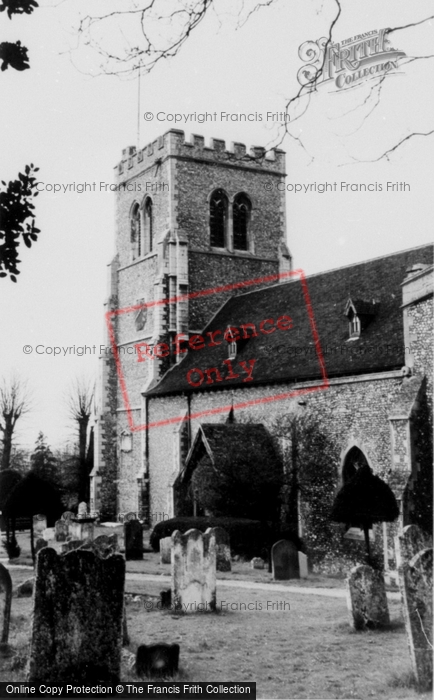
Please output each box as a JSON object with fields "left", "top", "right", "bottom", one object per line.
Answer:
{"left": 233, "top": 193, "right": 251, "bottom": 251}
{"left": 130, "top": 203, "right": 141, "bottom": 259}
{"left": 144, "top": 198, "right": 153, "bottom": 252}
{"left": 209, "top": 189, "right": 228, "bottom": 248}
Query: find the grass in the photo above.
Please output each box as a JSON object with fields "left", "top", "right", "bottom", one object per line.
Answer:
{"left": 1, "top": 528, "right": 431, "bottom": 699}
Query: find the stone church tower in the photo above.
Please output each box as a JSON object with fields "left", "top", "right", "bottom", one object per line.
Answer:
{"left": 92, "top": 129, "right": 291, "bottom": 521}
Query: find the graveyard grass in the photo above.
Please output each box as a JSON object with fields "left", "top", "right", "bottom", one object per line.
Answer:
{"left": 2, "top": 532, "right": 432, "bottom": 700}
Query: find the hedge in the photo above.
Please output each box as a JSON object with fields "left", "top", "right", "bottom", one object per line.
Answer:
{"left": 150, "top": 516, "right": 279, "bottom": 559}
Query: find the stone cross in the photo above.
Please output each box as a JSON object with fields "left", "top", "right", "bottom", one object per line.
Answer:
{"left": 124, "top": 519, "right": 143, "bottom": 560}
{"left": 206, "top": 527, "right": 231, "bottom": 572}
{"left": 0, "top": 563, "right": 12, "bottom": 645}
{"left": 171, "top": 529, "right": 216, "bottom": 612}
{"left": 272, "top": 540, "right": 299, "bottom": 580}
{"left": 28, "top": 548, "right": 125, "bottom": 683}
{"left": 399, "top": 547, "right": 433, "bottom": 690}
{"left": 346, "top": 564, "right": 389, "bottom": 630}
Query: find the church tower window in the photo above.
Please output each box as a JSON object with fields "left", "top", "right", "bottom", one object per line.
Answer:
{"left": 233, "top": 193, "right": 251, "bottom": 251}
{"left": 130, "top": 203, "right": 141, "bottom": 260}
{"left": 144, "top": 198, "right": 153, "bottom": 252}
{"left": 209, "top": 189, "right": 228, "bottom": 248}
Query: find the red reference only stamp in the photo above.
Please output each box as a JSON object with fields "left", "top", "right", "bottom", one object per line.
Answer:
{"left": 105, "top": 270, "right": 329, "bottom": 431}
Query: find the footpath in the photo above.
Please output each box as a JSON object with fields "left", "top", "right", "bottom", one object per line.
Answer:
{"left": 126, "top": 572, "right": 401, "bottom": 600}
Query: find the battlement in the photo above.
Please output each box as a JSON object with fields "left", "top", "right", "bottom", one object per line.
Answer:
{"left": 115, "top": 130, "right": 286, "bottom": 181}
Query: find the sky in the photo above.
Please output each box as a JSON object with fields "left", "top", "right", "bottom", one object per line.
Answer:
{"left": 0, "top": 0, "right": 433, "bottom": 450}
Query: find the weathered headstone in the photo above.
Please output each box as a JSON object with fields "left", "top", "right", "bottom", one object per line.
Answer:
{"left": 251, "top": 557, "right": 265, "bottom": 570}
{"left": 81, "top": 535, "right": 118, "bottom": 558}
{"left": 399, "top": 548, "right": 433, "bottom": 690}
{"left": 60, "top": 539, "right": 84, "bottom": 554}
{"left": 42, "top": 528, "right": 55, "bottom": 541}
{"left": 77, "top": 502, "right": 88, "bottom": 519}
{"left": 33, "top": 514, "right": 47, "bottom": 535}
{"left": 206, "top": 527, "right": 231, "bottom": 572}
{"left": 298, "top": 551, "right": 308, "bottom": 579}
{"left": 124, "top": 519, "right": 143, "bottom": 561}
{"left": 159, "top": 537, "right": 172, "bottom": 564}
{"left": 61, "top": 511, "right": 74, "bottom": 522}
{"left": 55, "top": 520, "right": 69, "bottom": 542}
{"left": 15, "top": 577, "right": 34, "bottom": 597}
{"left": 172, "top": 529, "right": 216, "bottom": 612}
{"left": 35, "top": 538, "right": 48, "bottom": 555}
{"left": 0, "top": 563, "right": 12, "bottom": 644}
{"left": 346, "top": 564, "right": 389, "bottom": 630}
{"left": 272, "top": 540, "right": 299, "bottom": 580}
{"left": 395, "top": 524, "right": 433, "bottom": 571}
{"left": 135, "top": 644, "right": 180, "bottom": 678}
{"left": 124, "top": 512, "right": 137, "bottom": 522}
{"left": 28, "top": 547, "right": 125, "bottom": 683}
{"left": 69, "top": 520, "right": 94, "bottom": 542}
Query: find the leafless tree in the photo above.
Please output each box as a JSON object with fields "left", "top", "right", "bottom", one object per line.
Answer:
{"left": 0, "top": 375, "right": 31, "bottom": 472}
{"left": 66, "top": 377, "right": 94, "bottom": 502}
{"left": 68, "top": 0, "right": 434, "bottom": 163}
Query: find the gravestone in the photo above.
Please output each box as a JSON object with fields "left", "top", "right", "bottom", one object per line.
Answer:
{"left": 77, "top": 502, "right": 88, "bottom": 519}
{"left": 124, "top": 512, "right": 137, "bottom": 522}
{"left": 136, "top": 644, "right": 180, "bottom": 678}
{"left": 172, "top": 529, "right": 216, "bottom": 612}
{"left": 28, "top": 547, "right": 125, "bottom": 683}
{"left": 81, "top": 535, "right": 118, "bottom": 558}
{"left": 124, "top": 519, "right": 143, "bottom": 560}
{"left": 0, "top": 563, "right": 12, "bottom": 644}
{"left": 69, "top": 520, "right": 94, "bottom": 542}
{"left": 60, "top": 539, "right": 84, "bottom": 554}
{"left": 346, "top": 564, "right": 389, "bottom": 630}
{"left": 33, "top": 514, "right": 47, "bottom": 535}
{"left": 42, "top": 528, "right": 55, "bottom": 541}
{"left": 55, "top": 520, "right": 69, "bottom": 542}
{"left": 298, "top": 552, "right": 308, "bottom": 579}
{"left": 15, "top": 578, "right": 34, "bottom": 597}
{"left": 399, "top": 548, "right": 433, "bottom": 691}
{"left": 160, "top": 537, "right": 172, "bottom": 564}
{"left": 35, "top": 538, "right": 48, "bottom": 555}
{"left": 206, "top": 527, "right": 231, "bottom": 572}
{"left": 272, "top": 540, "right": 299, "bottom": 580}
{"left": 395, "top": 524, "right": 433, "bottom": 570}
{"left": 251, "top": 557, "right": 265, "bottom": 570}
{"left": 61, "top": 511, "right": 74, "bottom": 522}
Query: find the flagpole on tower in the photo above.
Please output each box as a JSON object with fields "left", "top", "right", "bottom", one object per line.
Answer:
{"left": 137, "top": 61, "right": 141, "bottom": 149}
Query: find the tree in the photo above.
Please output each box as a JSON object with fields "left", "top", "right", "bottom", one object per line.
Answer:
{"left": 66, "top": 378, "right": 94, "bottom": 503}
{"left": 330, "top": 464, "right": 399, "bottom": 566}
{"left": 0, "top": 164, "right": 41, "bottom": 281}
{"left": 30, "top": 432, "right": 59, "bottom": 486}
{"left": 0, "top": 0, "right": 38, "bottom": 71}
{"left": 70, "top": 1, "right": 434, "bottom": 163}
{"left": 0, "top": 376, "right": 31, "bottom": 471}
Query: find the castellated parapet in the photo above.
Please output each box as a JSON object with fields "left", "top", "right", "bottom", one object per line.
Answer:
{"left": 115, "top": 129, "right": 286, "bottom": 181}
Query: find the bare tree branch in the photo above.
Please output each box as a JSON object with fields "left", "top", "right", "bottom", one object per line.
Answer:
{"left": 0, "top": 375, "right": 31, "bottom": 471}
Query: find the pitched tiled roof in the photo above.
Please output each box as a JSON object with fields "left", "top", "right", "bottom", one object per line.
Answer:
{"left": 147, "top": 244, "right": 433, "bottom": 397}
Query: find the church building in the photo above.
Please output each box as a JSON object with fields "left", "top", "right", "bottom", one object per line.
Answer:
{"left": 92, "top": 129, "right": 433, "bottom": 572}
